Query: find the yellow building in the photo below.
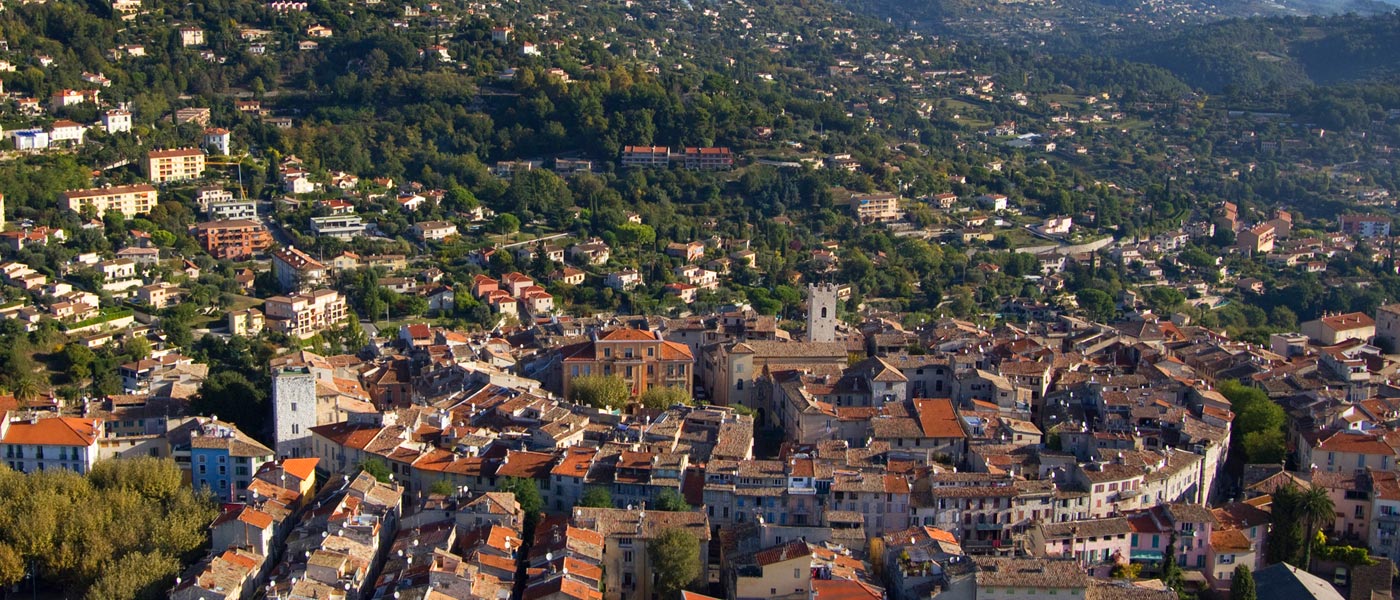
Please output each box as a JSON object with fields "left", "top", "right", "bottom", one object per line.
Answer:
{"left": 145, "top": 148, "right": 206, "bottom": 184}
{"left": 227, "top": 308, "right": 265, "bottom": 336}
{"left": 61, "top": 184, "right": 158, "bottom": 217}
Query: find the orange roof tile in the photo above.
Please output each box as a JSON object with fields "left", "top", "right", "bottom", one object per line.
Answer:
{"left": 598, "top": 328, "right": 658, "bottom": 342}
{"left": 281, "top": 457, "right": 319, "bottom": 481}
{"left": 914, "top": 398, "right": 966, "bottom": 439}
{"left": 754, "top": 540, "right": 811, "bottom": 566}
{"left": 812, "top": 579, "right": 883, "bottom": 600}
{"left": 0, "top": 416, "right": 100, "bottom": 446}
{"left": 1210, "top": 528, "right": 1252, "bottom": 552}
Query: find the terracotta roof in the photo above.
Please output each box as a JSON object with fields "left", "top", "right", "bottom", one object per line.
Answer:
{"left": 753, "top": 540, "right": 812, "bottom": 566}
{"left": 660, "top": 340, "right": 694, "bottom": 360}
{"left": 551, "top": 447, "right": 596, "bottom": 477}
{"left": 1314, "top": 431, "right": 1395, "bottom": 456}
{"left": 496, "top": 450, "right": 556, "bottom": 479}
{"left": 598, "top": 328, "right": 659, "bottom": 342}
{"left": 63, "top": 184, "right": 156, "bottom": 199}
{"left": 1212, "top": 502, "right": 1270, "bottom": 531}
{"left": 523, "top": 574, "right": 602, "bottom": 600}
{"left": 1210, "top": 528, "right": 1252, "bottom": 552}
{"left": 1318, "top": 312, "right": 1374, "bottom": 330}
{"left": 975, "top": 557, "right": 1090, "bottom": 589}
{"left": 0, "top": 416, "right": 100, "bottom": 446}
{"left": 914, "top": 398, "right": 966, "bottom": 439}
{"left": 811, "top": 578, "right": 883, "bottom": 600}
{"left": 281, "top": 457, "right": 319, "bottom": 481}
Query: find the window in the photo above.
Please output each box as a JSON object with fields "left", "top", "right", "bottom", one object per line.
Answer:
{"left": 291, "top": 402, "right": 297, "bottom": 413}
{"left": 1356, "top": 505, "right": 1365, "bottom": 519}
{"left": 292, "top": 424, "right": 299, "bottom": 434}
{"left": 623, "top": 551, "right": 634, "bottom": 562}
{"left": 1220, "top": 554, "right": 1234, "bottom": 564}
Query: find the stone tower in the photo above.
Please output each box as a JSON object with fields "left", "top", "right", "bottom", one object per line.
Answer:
{"left": 806, "top": 283, "right": 838, "bottom": 343}
{"left": 272, "top": 366, "right": 317, "bottom": 458}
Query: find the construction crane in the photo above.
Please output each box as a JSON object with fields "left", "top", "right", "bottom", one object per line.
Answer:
{"left": 206, "top": 152, "right": 253, "bottom": 199}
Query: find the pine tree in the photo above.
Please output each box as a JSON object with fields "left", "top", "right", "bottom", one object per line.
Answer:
{"left": 1161, "top": 532, "right": 1183, "bottom": 592}
{"left": 1231, "top": 565, "right": 1256, "bottom": 600}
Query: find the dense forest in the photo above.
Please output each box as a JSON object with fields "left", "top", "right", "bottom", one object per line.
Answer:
{"left": 1120, "top": 13, "right": 1400, "bottom": 92}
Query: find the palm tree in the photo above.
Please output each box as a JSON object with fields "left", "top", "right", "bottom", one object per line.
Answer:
{"left": 12, "top": 377, "right": 40, "bottom": 405}
{"left": 1299, "top": 485, "right": 1336, "bottom": 567}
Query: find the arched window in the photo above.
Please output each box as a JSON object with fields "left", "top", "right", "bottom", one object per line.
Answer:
{"left": 820, "top": 307, "right": 828, "bottom": 319}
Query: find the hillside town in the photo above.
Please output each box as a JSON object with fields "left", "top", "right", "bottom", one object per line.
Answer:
{"left": 3, "top": 0, "right": 1400, "bottom": 598}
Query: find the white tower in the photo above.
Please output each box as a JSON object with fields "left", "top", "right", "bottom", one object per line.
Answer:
{"left": 806, "top": 283, "right": 838, "bottom": 343}
{"left": 272, "top": 366, "right": 317, "bottom": 458}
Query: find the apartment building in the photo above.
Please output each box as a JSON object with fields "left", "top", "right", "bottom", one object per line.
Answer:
{"left": 850, "top": 193, "right": 902, "bottom": 223}
{"left": 271, "top": 246, "right": 327, "bottom": 292}
{"left": 195, "top": 219, "right": 274, "bottom": 260}
{"left": 621, "top": 145, "right": 672, "bottom": 168}
{"left": 681, "top": 146, "right": 734, "bottom": 170}
{"left": 264, "top": 288, "right": 348, "bottom": 338}
{"left": 207, "top": 199, "right": 257, "bottom": 221}
{"left": 621, "top": 145, "right": 734, "bottom": 170}
{"left": 1236, "top": 223, "right": 1276, "bottom": 255}
{"left": 0, "top": 413, "right": 102, "bottom": 474}
{"left": 144, "top": 148, "right": 206, "bottom": 183}
{"left": 1340, "top": 214, "right": 1392, "bottom": 238}
{"left": 60, "top": 184, "right": 158, "bottom": 217}
{"left": 309, "top": 215, "right": 366, "bottom": 240}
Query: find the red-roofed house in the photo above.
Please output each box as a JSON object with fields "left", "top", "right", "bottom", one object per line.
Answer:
{"left": 501, "top": 272, "right": 535, "bottom": 297}
{"left": 1302, "top": 312, "right": 1375, "bottom": 346}
{"left": 1300, "top": 430, "right": 1397, "bottom": 474}
{"left": 399, "top": 323, "right": 433, "bottom": 348}
{"left": 0, "top": 413, "right": 102, "bottom": 474}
